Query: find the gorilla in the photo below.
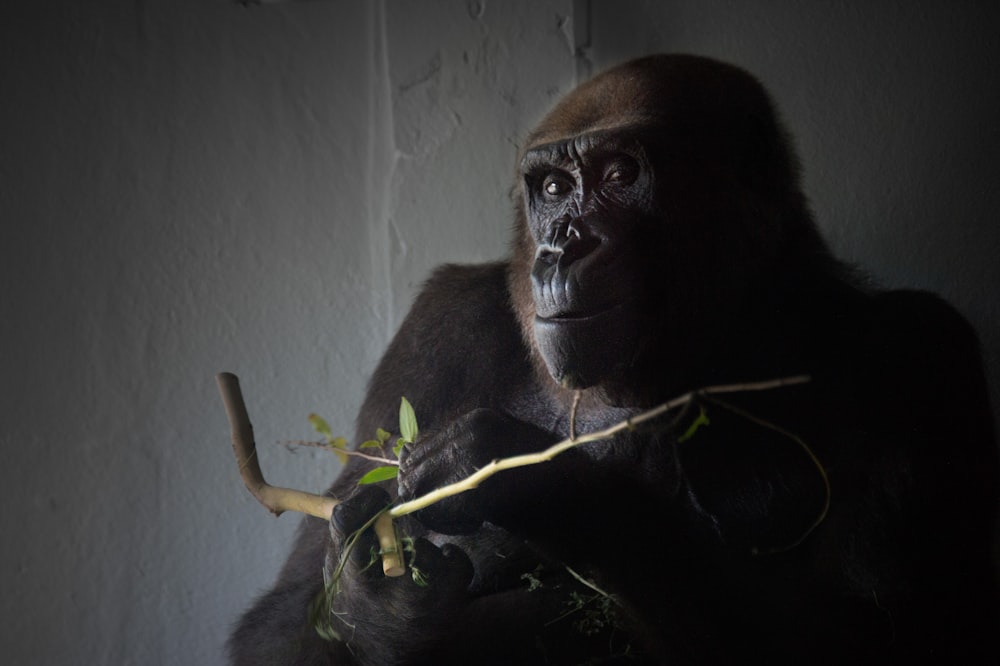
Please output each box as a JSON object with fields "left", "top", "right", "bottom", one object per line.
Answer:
{"left": 229, "top": 54, "right": 998, "bottom": 665}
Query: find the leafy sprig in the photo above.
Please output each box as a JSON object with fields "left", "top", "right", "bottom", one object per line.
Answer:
{"left": 309, "top": 397, "right": 419, "bottom": 486}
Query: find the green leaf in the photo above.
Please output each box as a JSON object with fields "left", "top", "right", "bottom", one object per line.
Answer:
{"left": 393, "top": 438, "right": 407, "bottom": 457}
{"left": 357, "top": 466, "right": 399, "bottom": 485}
{"left": 359, "top": 439, "right": 382, "bottom": 450}
{"left": 308, "top": 413, "right": 333, "bottom": 441}
{"left": 376, "top": 428, "right": 392, "bottom": 444}
{"left": 678, "top": 406, "right": 711, "bottom": 443}
{"left": 520, "top": 570, "right": 544, "bottom": 592}
{"left": 327, "top": 437, "right": 349, "bottom": 464}
{"left": 411, "top": 565, "right": 430, "bottom": 587}
{"left": 399, "top": 397, "right": 418, "bottom": 444}
{"left": 309, "top": 588, "right": 341, "bottom": 642}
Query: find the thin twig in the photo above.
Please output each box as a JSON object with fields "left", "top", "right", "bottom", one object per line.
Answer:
{"left": 564, "top": 564, "right": 618, "bottom": 604}
{"left": 569, "top": 390, "right": 582, "bottom": 441}
{"left": 285, "top": 440, "right": 400, "bottom": 466}
{"left": 701, "top": 393, "right": 830, "bottom": 554}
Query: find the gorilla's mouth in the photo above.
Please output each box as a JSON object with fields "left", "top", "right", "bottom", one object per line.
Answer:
{"left": 534, "top": 299, "right": 635, "bottom": 324}
{"left": 532, "top": 299, "right": 642, "bottom": 390}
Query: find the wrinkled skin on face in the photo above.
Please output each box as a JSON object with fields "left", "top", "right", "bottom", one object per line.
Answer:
{"left": 522, "top": 127, "right": 651, "bottom": 390}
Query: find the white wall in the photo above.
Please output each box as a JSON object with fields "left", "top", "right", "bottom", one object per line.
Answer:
{"left": 0, "top": 1, "right": 575, "bottom": 664}
{"left": 1, "top": 2, "right": 996, "bottom": 665}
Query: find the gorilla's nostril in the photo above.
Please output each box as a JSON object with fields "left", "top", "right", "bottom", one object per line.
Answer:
{"left": 534, "top": 244, "right": 562, "bottom": 265}
{"left": 558, "top": 233, "right": 600, "bottom": 265}
{"left": 566, "top": 218, "right": 583, "bottom": 240}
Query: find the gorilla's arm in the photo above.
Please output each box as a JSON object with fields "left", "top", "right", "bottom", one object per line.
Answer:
{"left": 355, "top": 261, "right": 531, "bottom": 440}
{"left": 231, "top": 262, "right": 642, "bottom": 665}
{"left": 227, "top": 262, "right": 527, "bottom": 664}
{"left": 320, "top": 261, "right": 645, "bottom": 664}
{"left": 227, "top": 515, "right": 349, "bottom": 664}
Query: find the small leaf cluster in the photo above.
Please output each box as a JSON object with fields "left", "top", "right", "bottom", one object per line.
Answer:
{"left": 357, "top": 397, "right": 418, "bottom": 485}
{"left": 567, "top": 591, "right": 618, "bottom": 636}
{"left": 307, "top": 413, "right": 349, "bottom": 464}
{"left": 308, "top": 398, "right": 419, "bottom": 486}
{"left": 677, "top": 405, "right": 710, "bottom": 443}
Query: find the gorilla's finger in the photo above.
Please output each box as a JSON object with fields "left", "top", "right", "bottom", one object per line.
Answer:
{"left": 438, "top": 542, "right": 475, "bottom": 590}
{"left": 407, "top": 538, "right": 474, "bottom": 593}
{"left": 331, "top": 484, "right": 392, "bottom": 538}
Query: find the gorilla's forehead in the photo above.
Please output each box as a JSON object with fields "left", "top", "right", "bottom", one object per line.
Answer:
{"left": 524, "top": 113, "right": 653, "bottom": 153}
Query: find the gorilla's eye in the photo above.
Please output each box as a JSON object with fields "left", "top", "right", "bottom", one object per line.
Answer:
{"left": 543, "top": 174, "right": 572, "bottom": 198}
{"left": 603, "top": 157, "right": 639, "bottom": 185}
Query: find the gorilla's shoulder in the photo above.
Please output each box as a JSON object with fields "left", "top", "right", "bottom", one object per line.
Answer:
{"left": 399, "top": 261, "right": 525, "bottom": 347}
{"left": 368, "top": 261, "right": 529, "bottom": 409}
{"left": 868, "top": 288, "right": 981, "bottom": 351}
{"left": 412, "top": 261, "right": 513, "bottom": 319}
{"left": 858, "top": 288, "right": 988, "bottom": 402}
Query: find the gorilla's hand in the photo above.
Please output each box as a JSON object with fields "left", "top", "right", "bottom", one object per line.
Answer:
{"left": 324, "top": 485, "right": 474, "bottom": 664}
{"left": 397, "top": 409, "right": 557, "bottom": 535}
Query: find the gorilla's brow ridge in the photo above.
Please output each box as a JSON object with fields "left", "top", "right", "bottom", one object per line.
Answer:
{"left": 520, "top": 125, "right": 648, "bottom": 174}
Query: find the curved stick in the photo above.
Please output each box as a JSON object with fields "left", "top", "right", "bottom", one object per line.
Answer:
{"left": 216, "top": 372, "right": 405, "bottom": 576}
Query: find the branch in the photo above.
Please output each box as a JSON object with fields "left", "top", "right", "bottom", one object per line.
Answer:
{"left": 388, "top": 374, "right": 810, "bottom": 519}
{"left": 216, "top": 372, "right": 404, "bottom": 576}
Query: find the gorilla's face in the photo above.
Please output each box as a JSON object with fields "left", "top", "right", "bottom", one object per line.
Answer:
{"left": 520, "top": 126, "right": 655, "bottom": 391}
{"left": 509, "top": 55, "right": 800, "bottom": 403}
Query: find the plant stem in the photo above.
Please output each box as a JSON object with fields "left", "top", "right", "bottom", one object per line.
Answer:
{"left": 388, "top": 374, "right": 810, "bottom": 519}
